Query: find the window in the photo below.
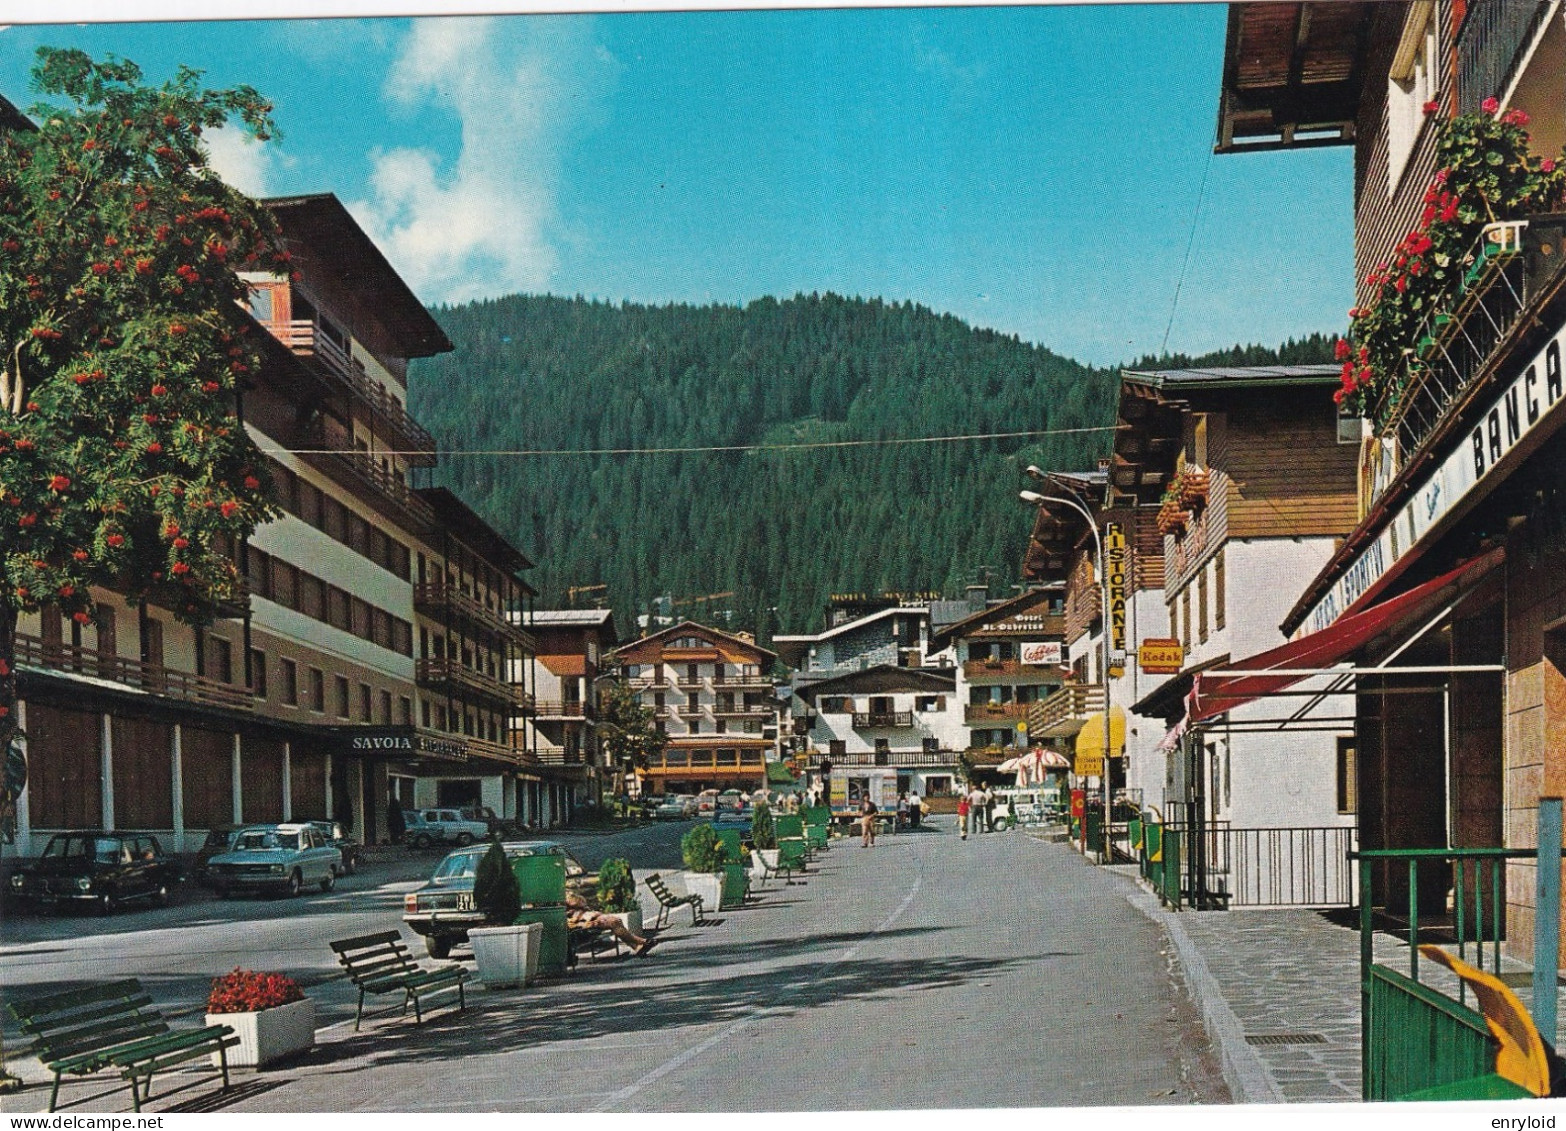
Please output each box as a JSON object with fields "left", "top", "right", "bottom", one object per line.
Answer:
{"left": 360, "top": 682, "right": 373, "bottom": 722}
{"left": 309, "top": 667, "right": 325, "bottom": 712}
{"left": 923, "top": 737, "right": 939, "bottom": 754}
{"left": 379, "top": 689, "right": 393, "bottom": 724}
{"left": 249, "top": 649, "right": 267, "bottom": 699}
{"left": 334, "top": 675, "right": 350, "bottom": 718}
{"left": 820, "top": 696, "right": 853, "bottom": 714}
{"left": 715, "top": 719, "right": 728, "bottom": 734}
{"left": 1197, "top": 566, "right": 1209, "bottom": 644}
{"left": 915, "top": 695, "right": 944, "bottom": 712}
{"left": 1214, "top": 550, "right": 1226, "bottom": 631}
{"left": 688, "top": 720, "right": 701, "bottom": 735}
{"left": 1337, "top": 738, "right": 1357, "bottom": 814}
{"left": 210, "top": 637, "right": 232, "bottom": 684}
{"left": 828, "top": 739, "right": 846, "bottom": 758}
{"left": 141, "top": 616, "right": 163, "bottom": 667}
{"left": 297, "top": 479, "right": 322, "bottom": 528}
{"left": 400, "top": 696, "right": 413, "bottom": 725}
{"left": 686, "top": 692, "right": 700, "bottom": 711}
{"left": 95, "top": 604, "right": 116, "bottom": 657}
{"left": 1181, "top": 588, "right": 1192, "bottom": 650}
{"left": 298, "top": 573, "right": 324, "bottom": 620}
{"left": 1386, "top": 10, "right": 1438, "bottom": 193}
{"left": 280, "top": 659, "right": 298, "bottom": 706}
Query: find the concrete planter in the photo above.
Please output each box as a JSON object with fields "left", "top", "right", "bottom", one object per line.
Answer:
{"left": 681, "top": 870, "right": 723, "bottom": 912}
{"left": 207, "top": 997, "right": 314, "bottom": 1068}
{"left": 602, "top": 907, "right": 642, "bottom": 937}
{"left": 469, "top": 922, "right": 542, "bottom": 989}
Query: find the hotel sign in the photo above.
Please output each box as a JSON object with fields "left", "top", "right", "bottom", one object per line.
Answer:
{"left": 1303, "top": 328, "right": 1566, "bottom": 636}
{"left": 346, "top": 728, "right": 470, "bottom": 763}
{"left": 1106, "top": 523, "right": 1127, "bottom": 677}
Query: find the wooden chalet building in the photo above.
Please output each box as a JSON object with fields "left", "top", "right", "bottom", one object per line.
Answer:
{"left": 519, "top": 609, "right": 618, "bottom": 819}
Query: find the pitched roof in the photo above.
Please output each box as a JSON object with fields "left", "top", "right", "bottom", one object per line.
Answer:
{"left": 796, "top": 665, "right": 955, "bottom": 700}
{"left": 1121, "top": 363, "right": 1341, "bottom": 391}
{"left": 608, "top": 619, "right": 777, "bottom": 663}
{"left": 930, "top": 587, "right": 1062, "bottom": 649}
{"left": 527, "top": 609, "right": 615, "bottom": 625}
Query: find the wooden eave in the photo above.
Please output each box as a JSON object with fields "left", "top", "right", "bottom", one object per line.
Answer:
{"left": 1216, "top": 1, "right": 1378, "bottom": 154}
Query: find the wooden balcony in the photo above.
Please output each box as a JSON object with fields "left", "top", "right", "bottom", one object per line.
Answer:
{"left": 964, "top": 701, "right": 1031, "bottom": 726}
{"left": 710, "top": 704, "right": 772, "bottom": 719}
{"left": 415, "top": 656, "right": 525, "bottom": 709}
{"left": 413, "top": 580, "right": 535, "bottom": 648}
{"left": 270, "top": 319, "right": 437, "bottom": 464}
{"left": 711, "top": 672, "right": 772, "bottom": 690}
{"left": 1029, "top": 683, "right": 1106, "bottom": 738}
{"left": 295, "top": 424, "right": 435, "bottom": 533}
{"left": 851, "top": 711, "right": 914, "bottom": 729}
{"left": 628, "top": 675, "right": 670, "bottom": 690}
{"left": 646, "top": 749, "right": 767, "bottom": 771}
{"left": 16, "top": 632, "right": 253, "bottom": 712}
{"left": 962, "top": 658, "right": 1067, "bottom": 686}
{"left": 675, "top": 677, "right": 705, "bottom": 691}
{"left": 533, "top": 699, "right": 591, "bottom": 720}
{"left": 804, "top": 749, "right": 952, "bottom": 768}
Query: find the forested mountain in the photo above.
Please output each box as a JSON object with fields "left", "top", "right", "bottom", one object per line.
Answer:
{"left": 408, "top": 293, "right": 1332, "bottom": 639}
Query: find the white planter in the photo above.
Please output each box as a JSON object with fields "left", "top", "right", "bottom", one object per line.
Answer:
{"left": 469, "top": 922, "right": 541, "bottom": 989}
{"left": 759, "top": 848, "right": 780, "bottom": 869}
{"left": 602, "top": 907, "right": 642, "bottom": 937}
{"left": 682, "top": 871, "right": 722, "bottom": 912}
{"left": 207, "top": 997, "right": 314, "bottom": 1068}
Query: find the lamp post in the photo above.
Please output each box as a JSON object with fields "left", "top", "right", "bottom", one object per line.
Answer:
{"left": 1021, "top": 479, "right": 1114, "bottom": 863}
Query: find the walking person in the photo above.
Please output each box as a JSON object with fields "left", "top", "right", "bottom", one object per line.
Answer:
{"left": 896, "top": 792, "right": 909, "bottom": 832}
{"left": 983, "top": 786, "right": 996, "bottom": 833}
{"left": 967, "top": 783, "right": 987, "bottom": 835}
{"left": 860, "top": 793, "right": 879, "bottom": 847}
{"left": 908, "top": 791, "right": 922, "bottom": 829}
{"left": 957, "top": 791, "right": 970, "bottom": 840}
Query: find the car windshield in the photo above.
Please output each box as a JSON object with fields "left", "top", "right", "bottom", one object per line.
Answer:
{"left": 234, "top": 830, "right": 299, "bottom": 852}
{"left": 43, "top": 836, "right": 123, "bottom": 863}
{"left": 432, "top": 853, "right": 480, "bottom": 881}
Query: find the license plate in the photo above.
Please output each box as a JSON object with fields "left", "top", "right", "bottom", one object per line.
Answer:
{"left": 455, "top": 893, "right": 475, "bottom": 912}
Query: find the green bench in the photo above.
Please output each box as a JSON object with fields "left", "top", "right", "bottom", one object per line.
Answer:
{"left": 8, "top": 979, "right": 240, "bottom": 1113}
{"left": 330, "top": 930, "right": 468, "bottom": 1031}
{"left": 775, "top": 814, "right": 809, "bottom": 871}
{"left": 645, "top": 872, "right": 704, "bottom": 929}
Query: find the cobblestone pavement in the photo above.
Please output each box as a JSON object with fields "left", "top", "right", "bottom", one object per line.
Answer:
{"left": 1098, "top": 859, "right": 1566, "bottom": 1103}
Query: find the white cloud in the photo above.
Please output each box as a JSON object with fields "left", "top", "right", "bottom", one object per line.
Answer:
{"left": 349, "top": 16, "right": 617, "bottom": 305}
{"left": 203, "top": 124, "right": 285, "bottom": 198}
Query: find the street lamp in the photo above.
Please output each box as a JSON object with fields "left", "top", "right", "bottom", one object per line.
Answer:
{"left": 1019, "top": 484, "right": 1114, "bottom": 863}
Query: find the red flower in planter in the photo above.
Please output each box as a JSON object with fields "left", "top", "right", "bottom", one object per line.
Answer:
{"left": 207, "top": 969, "right": 305, "bottom": 1014}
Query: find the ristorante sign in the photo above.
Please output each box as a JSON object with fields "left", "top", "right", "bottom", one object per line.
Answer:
{"left": 1303, "top": 326, "right": 1566, "bottom": 635}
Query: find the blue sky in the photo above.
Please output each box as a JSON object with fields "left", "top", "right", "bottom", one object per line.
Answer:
{"left": 0, "top": 7, "right": 1353, "bottom": 366}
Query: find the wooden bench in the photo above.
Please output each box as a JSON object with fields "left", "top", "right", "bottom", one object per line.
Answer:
{"left": 645, "top": 872, "right": 704, "bottom": 930}
{"left": 329, "top": 930, "right": 469, "bottom": 1031}
{"left": 8, "top": 979, "right": 239, "bottom": 1113}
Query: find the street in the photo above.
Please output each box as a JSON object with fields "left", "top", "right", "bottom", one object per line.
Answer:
{"left": 0, "top": 819, "right": 1227, "bottom": 1112}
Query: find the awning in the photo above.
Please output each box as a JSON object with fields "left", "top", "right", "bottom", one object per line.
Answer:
{"left": 1188, "top": 547, "right": 1504, "bottom": 723}
{"left": 1073, "top": 707, "right": 1127, "bottom": 760}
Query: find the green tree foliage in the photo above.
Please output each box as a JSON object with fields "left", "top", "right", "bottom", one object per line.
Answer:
{"left": 597, "top": 678, "right": 667, "bottom": 782}
{"left": 472, "top": 840, "right": 521, "bottom": 926}
{"left": 0, "top": 49, "right": 284, "bottom": 833}
{"left": 595, "top": 857, "right": 637, "bottom": 912}
{"left": 750, "top": 803, "right": 776, "bottom": 851}
{"left": 680, "top": 822, "right": 722, "bottom": 873}
{"left": 410, "top": 293, "right": 1336, "bottom": 642}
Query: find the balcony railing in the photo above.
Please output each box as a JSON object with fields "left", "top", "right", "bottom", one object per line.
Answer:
{"left": 270, "top": 319, "right": 437, "bottom": 464}
{"left": 413, "top": 581, "right": 535, "bottom": 648}
{"left": 711, "top": 672, "right": 772, "bottom": 689}
{"left": 646, "top": 749, "right": 766, "bottom": 770}
{"left": 1029, "top": 684, "right": 1106, "bottom": 738}
{"left": 962, "top": 658, "right": 1066, "bottom": 685}
{"left": 416, "top": 656, "right": 525, "bottom": 709}
{"left": 533, "top": 699, "right": 591, "bottom": 720}
{"left": 675, "top": 677, "right": 705, "bottom": 690}
{"left": 964, "top": 701, "right": 1031, "bottom": 726}
{"left": 711, "top": 704, "right": 772, "bottom": 718}
{"left": 295, "top": 423, "right": 436, "bottom": 532}
{"left": 16, "top": 632, "right": 254, "bottom": 711}
{"left": 628, "top": 675, "right": 670, "bottom": 690}
{"left": 851, "top": 711, "right": 914, "bottom": 729}
{"left": 804, "top": 749, "right": 950, "bottom": 768}
{"left": 1457, "top": 0, "right": 1551, "bottom": 115}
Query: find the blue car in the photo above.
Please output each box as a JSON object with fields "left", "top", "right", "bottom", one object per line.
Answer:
{"left": 205, "top": 823, "right": 343, "bottom": 898}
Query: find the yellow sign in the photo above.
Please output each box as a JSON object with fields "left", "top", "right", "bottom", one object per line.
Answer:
{"left": 1106, "top": 523, "right": 1127, "bottom": 676}
{"left": 1138, "top": 637, "right": 1185, "bottom": 674}
{"left": 1074, "top": 752, "right": 1104, "bottom": 777}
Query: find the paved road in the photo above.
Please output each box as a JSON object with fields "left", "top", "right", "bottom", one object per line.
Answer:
{"left": 1, "top": 819, "right": 1227, "bottom": 1112}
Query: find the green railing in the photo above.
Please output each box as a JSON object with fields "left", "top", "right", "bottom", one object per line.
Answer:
{"left": 1354, "top": 847, "right": 1536, "bottom": 1100}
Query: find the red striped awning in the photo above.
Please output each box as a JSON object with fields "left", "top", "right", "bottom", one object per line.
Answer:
{"left": 1187, "top": 546, "right": 1503, "bottom": 723}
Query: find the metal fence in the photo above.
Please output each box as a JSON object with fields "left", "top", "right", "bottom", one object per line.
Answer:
{"left": 1135, "top": 821, "right": 1357, "bottom": 909}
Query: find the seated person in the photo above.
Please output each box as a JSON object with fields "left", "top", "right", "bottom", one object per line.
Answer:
{"left": 565, "top": 889, "right": 657, "bottom": 956}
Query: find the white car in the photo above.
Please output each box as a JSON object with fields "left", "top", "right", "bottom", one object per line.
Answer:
{"left": 404, "top": 808, "right": 491, "bottom": 849}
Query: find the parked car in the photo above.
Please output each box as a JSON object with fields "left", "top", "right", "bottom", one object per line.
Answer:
{"left": 404, "top": 808, "right": 491, "bottom": 849}
{"left": 308, "top": 820, "right": 363, "bottom": 875}
{"left": 695, "top": 789, "right": 720, "bottom": 816}
{"left": 8, "top": 831, "right": 182, "bottom": 913}
{"left": 205, "top": 823, "right": 342, "bottom": 898}
{"left": 402, "top": 841, "right": 590, "bottom": 959}
{"left": 461, "top": 805, "right": 528, "bottom": 839}
{"left": 718, "top": 789, "right": 747, "bottom": 813}
{"left": 191, "top": 825, "right": 242, "bottom": 886}
{"left": 654, "top": 795, "right": 694, "bottom": 820}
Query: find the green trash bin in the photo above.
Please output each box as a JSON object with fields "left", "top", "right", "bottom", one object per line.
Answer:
{"left": 715, "top": 828, "right": 744, "bottom": 863}
{"left": 720, "top": 861, "right": 748, "bottom": 909}
{"left": 515, "top": 905, "right": 569, "bottom": 975}
{"left": 511, "top": 852, "right": 566, "bottom": 905}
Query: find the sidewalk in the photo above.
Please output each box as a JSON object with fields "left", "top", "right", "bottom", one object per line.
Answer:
{"left": 1098, "top": 854, "right": 1566, "bottom": 1103}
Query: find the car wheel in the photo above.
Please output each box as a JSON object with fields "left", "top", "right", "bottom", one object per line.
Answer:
{"left": 215, "top": 883, "right": 231, "bottom": 900}
{"left": 97, "top": 892, "right": 115, "bottom": 915}
{"left": 320, "top": 872, "right": 335, "bottom": 893}
{"left": 344, "top": 855, "right": 358, "bottom": 876}
{"left": 425, "top": 934, "right": 453, "bottom": 960}
{"left": 412, "top": 833, "right": 431, "bottom": 849}
{"left": 286, "top": 870, "right": 302, "bottom": 897}
{"left": 454, "top": 832, "right": 473, "bottom": 847}
{"left": 154, "top": 884, "right": 170, "bottom": 905}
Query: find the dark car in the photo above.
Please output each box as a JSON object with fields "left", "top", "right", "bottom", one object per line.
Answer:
{"left": 192, "top": 826, "right": 242, "bottom": 886}
{"left": 402, "top": 841, "right": 590, "bottom": 959}
{"left": 8, "top": 832, "right": 182, "bottom": 913}
{"left": 308, "top": 820, "right": 363, "bottom": 875}
{"left": 461, "top": 805, "right": 529, "bottom": 840}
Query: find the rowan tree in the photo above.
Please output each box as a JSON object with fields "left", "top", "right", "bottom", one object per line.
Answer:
{"left": 0, "top": 48, "right": 287, "bottom": 836}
